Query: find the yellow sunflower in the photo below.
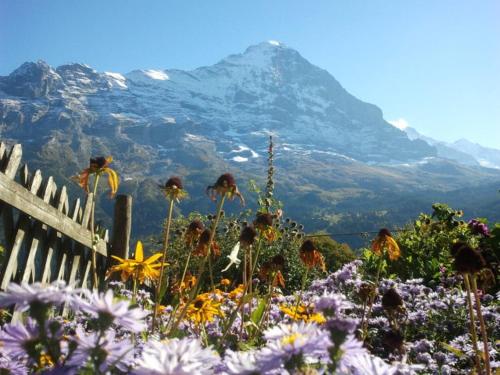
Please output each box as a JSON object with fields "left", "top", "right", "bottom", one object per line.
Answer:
{"left": 186, "top": 293, "right": 223, "bottom": 324}
{"left": 280, "top": 303, "right": 326, "bottom": 324}
{"left": 106, "top": 241, "right": 168, "bottom": 284}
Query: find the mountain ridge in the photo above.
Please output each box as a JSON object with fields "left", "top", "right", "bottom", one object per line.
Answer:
{"left": 1, "top": 42, "right": 499, "bottom": 247}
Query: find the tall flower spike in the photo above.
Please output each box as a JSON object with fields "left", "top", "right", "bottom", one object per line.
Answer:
{"left": 371, "top": 228, "right": 401, "bottom": 261}
{"left": 206, "top": 173, "right": 245, "bottom": 205}
{"left": 73, "top": 156, "right": 119, "bottom": 197}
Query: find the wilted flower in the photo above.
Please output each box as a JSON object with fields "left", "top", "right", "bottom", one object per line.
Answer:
{"left": 106, "top": 241, "right": 168, "bottom": 284}
{"left": 206, "top": 173, "right": 245, "bottom": 205}
{"left": 259, "top": 256, "right": 286, "bottom": 288}
{"left": 239, "top": 225, "right": 257, "bottom": 247}
{"left": 160, "top": 176, "right": 188, "bottom": 202}
{"left": 193, "top": 229, "right": 220, "bottom": 257}
{"left": 358, "top": 282, "right": 378, "bottom": 303}
{"left": 381, "top": 288, "right": 404, "bottom": 312}
{"left": 254, "top": 212, "right": 278, "bottom": 242}
{"left": 299, "top": 239, "right": 326, "bottom": 272}
{"left": 452, "top": 245, "right": 486, "bottom": 274}
{"left": 133, "top": 338, "right": 220, "bottom": 375}
{"left": 371, "top": 229, "right": 401, "bottom": 261}
{"left": 73, "top": 156, "right": 119, "bottom": 197}
{"left": 184, "top": 220, "right": 205, "bottom": 246}
{"left": 382, "top": 329, "right": 405, "bottom": 353}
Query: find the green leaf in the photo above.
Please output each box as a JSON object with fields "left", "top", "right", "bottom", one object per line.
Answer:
{"left": 250, "top": 297, "right": 268, "bottom": 326}
{"left": 440, "top": 342, "right": 465, "bottom": 358}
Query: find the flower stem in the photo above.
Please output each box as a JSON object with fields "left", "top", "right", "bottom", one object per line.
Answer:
{"left": 470, "top": 274, "right": 491, "bottom": 375}
{"left": 90, "top": 174, "right": 100, "bottom": 290}
{"left": 168, "top": 193, "right": 226, "bottom": 334}
{"left": 463, "top": 274, "right": 482, "bottom": 374}
{"left": 152, "top": 197, "right": 175, "bottom": 332}
{"left": 179, "top": 251, "right": 192, "bottom": 290}
{"left": 293, "top": 267, "right": 309, "bottom": 319}
{"left": 219, "top": 233, "right": 263, "bottom": 345}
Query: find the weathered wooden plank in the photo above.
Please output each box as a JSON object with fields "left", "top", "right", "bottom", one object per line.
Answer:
{"left": 2, "top": 144, "right": 22, "bottom": 179}
{"left": 0, "top": 173, "right": 107, "bottom": 256}
{"left": 0, "top": 170, "right": 45, "bottom": 289}
{"left": 81, "top": 259, "right": 92, "bottom": 289}
{"left": 41, "top": 187, "right": 70, "bottom": 284}
{"left": 0, "top": 143, "right": 6, "bottom": 163}
{"left": 68, "top": 248, "right": 82, "bottom": 286}
{"left": 21, "top": 178, "right": 55, "bottom": 283}
{"left": 1, "top": 204, "right": 14, "bottom": 250}
{"left": 56, "top": 252, "right": 67, "bottom": 282}
{"left": 110, "top": 195, "right": 132, "bottom": 260}
{"left": 81, "top": 193, "right": 93, "bottom": 229}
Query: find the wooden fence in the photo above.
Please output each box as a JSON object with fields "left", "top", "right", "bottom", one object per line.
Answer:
{"left": 0, "top": 142, "right": 132, "bottom": 290}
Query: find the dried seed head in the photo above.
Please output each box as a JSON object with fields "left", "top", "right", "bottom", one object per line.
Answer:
{"left": 272, "top": 254, "right": 285, "bottom": 269}
{"left": 450, "top": 241, "right": 466, "bottom": 257}
{"left": 358, "top": 282, "right": 377, "bottom": 302}
{"left": 216, "top": 173, "right": 236, "bottom": 189}
{"left": 90, "top": 156, "right": 108, "bottom": 169}
{"left": 453, "top": 245, "right": 486, "bottom": 274}
{"left": 239, "top": 225, "right": 257, "bottom": 247}
{"left": 254, "top": 212, "right": 273, "bottom": 229}
{"left": 382, "top": 329, "right": 405, "bottom": 352}
{"left": 299, "top": 239, "right": 316, "bottom": 254}
{"left": 378, "top": 228, "right": 392, "bottom": 237}
{"left": 165, "top": 176, "right": 183, "bottom": 190}
{"left": 198, "top": 229, "right": 211, "bottom": 246}
{"left": 382, "top": 289, "right": 403, "bottom": 311}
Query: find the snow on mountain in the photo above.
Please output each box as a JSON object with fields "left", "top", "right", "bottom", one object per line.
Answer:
{"left": 388, "top": 120, "right": 500, "bottom": 169}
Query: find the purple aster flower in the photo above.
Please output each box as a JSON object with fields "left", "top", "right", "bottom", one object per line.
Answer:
{"left": 0, "top": 355, "right": 28, "bottom": 375}
{"left": 221, "top": 349, "right": 259, "bottom": 375}
{"left": 79, "top": 289, "right": 148, "bottom": 332}
{"left": 468, "top": 219, "right": 490, "bottom": 236}
{"left": 259, "top": 322, "right": 332, "bottom": 372}
{"left": 315, "top": 292, "right": 352, "bottom": 316}
{"left": 0, "top": 281, "right": 76, "bottom": 311}
{"left": 338, "top": 353, "right": 399, "bottom": 375}
{"left": 133, "top": 338, "right": 220, "bottom": 375}
{"left": 67, "top": 326, "right": 133, "bottom": 373}
{"left": 0, "top": 318, "right": 39, "bottom": 359}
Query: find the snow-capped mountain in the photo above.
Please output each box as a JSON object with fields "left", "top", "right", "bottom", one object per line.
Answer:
{"left": 391, "top": 122, "right": 500, "bottom": 169}
{"left": 1, "top": 42, "right": 499, "bottom": 245}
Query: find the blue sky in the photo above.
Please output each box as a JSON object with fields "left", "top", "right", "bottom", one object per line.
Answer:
{"left": 1, "top": 0, "right": 499, "bottom": 148}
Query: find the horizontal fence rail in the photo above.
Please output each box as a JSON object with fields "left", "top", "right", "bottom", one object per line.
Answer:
{"left": 0, "top": 141, "right": 131, "bottom": 292}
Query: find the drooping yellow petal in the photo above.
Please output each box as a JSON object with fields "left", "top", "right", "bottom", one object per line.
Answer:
{"left": 134, "top": 241, "right": 144, "bottom": 262}
{"left": 103, "top": 167, "right": 119, "bottom": 196}
{"left": 385, "top": 236, "right": 401, "bottom": 260}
